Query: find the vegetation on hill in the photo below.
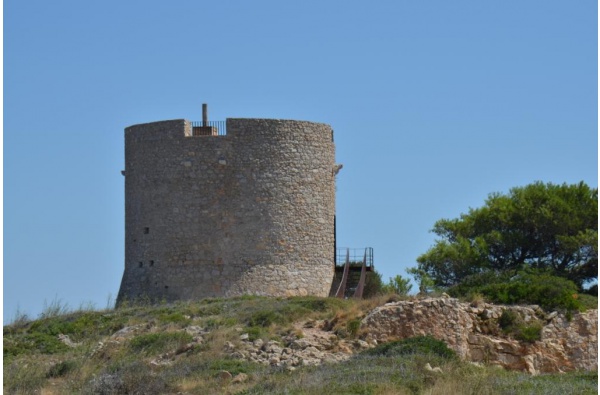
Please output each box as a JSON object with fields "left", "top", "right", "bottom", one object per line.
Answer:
{"left": 411, "top": 182, "right": 597, "bottom": 312}
{"left": 416, "top": 182, "right": 597, "bottom": 289}
{"left": 4, "top": 296, "right": 597, "bottom": 394}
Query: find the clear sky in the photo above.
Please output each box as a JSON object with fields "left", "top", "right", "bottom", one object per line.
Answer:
{"left": 4, "top": 1, "right": 597, "bottom": 322}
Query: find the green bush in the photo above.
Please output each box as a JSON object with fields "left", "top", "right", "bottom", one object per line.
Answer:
{"left": 516, "top": 323, "right": 543, "bottom": 343}
{"left": 46, "top": 360, "right": 77, "bottom": 378}
{"left": 449, "top": 270, "right": 582, "bottom": 312}
{"left": 363, "top": 271, "right": 385, "bottom": 297}
{"left": 288, "top": 297, "right": 330, "bottom": 312}
{"left": 578, "top": 294, "right": 598, "bottom": 311}
{"left": 448, "top": 271, "right": 511, "bottom": 297}
{"left": 4, "top": 360, "right": 48, "bottom": 394}
{"left": 23, "top": 311, "right": 125, "bottom": 341}
{"left": 89, "top": 360, "right": 169, "bottom": 395}
{"left": 382, "top": 275, "right": 413, "bottom": 296}
{"left": 244, "top": 297, "right": 339, "bottom": 328}
{"left": 362, "top": 336, "right": 457, "bottom": 360}
{"left": 346, "top": 319, "right": 361, "bottom": 338}
{"left": 498, "top": 309, "right": 542, "bottom": 343}
{"left": 4, "top": 332, "right": 69, "bottom": 356}
{"left": 129, "top": 332, "right": 193, "bottom": 355}
{"left": 158, "top": 312, "right": 192, "bottom": 326}
{"left": 246, "top": 310, "right": 283, "bottom": 327}
{"left": 498, "top": 309, "right": 518, "bottom": 331}
{"left": 245, "top": 326, "right": 266, "bottom": 341}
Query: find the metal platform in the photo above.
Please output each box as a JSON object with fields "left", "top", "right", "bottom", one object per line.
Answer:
{"left": 332, "top": 247, "right": 374, "bottom": 298}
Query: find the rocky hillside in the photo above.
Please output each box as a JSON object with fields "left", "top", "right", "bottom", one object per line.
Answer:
{"left": 362, "top": 297, "right": 597, "bottom": 375}
{"left": 4, "top": 295, "right": 598, "bottom": 394}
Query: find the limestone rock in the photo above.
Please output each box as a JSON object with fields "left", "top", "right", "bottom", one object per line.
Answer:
{"left": 424, "top": 363, "right": 443, "bottom": 373}
{"left": 57, "top": 334, "right": 81, "bottom": 348}
{"left": 361, "top": 298, "right": 598, "bottom": 374}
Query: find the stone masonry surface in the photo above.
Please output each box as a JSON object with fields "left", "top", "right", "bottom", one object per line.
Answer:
{"left": 117, "top": 118, "right": 336, "bottom": 303}
{"left": 361, "top": 297, "right": 598, "bottom": 374}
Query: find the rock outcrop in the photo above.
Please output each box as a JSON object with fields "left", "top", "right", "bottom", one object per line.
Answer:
{"left": 226, "top": 321, "right": 373, "bottom": 368}
{"left": 361, "top": 297, "right": 597, "bottom": 374}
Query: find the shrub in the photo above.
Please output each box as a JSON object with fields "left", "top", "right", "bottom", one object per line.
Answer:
{"left": 21, "top": 311, "right": 125, "bottom": 344}
{"left": 158, "top": 312, "right": 192, "bottom": 326}
{"left": 129, "top": 332, "right": 193, "bottom": 355}
{"left": 246, "top": 310, "right": 282, "bottom": 328}
{"left": 4, "top": 360, "right": 48, "bottom": 394}
{"left": 244, "top": 297, "right": 340, "bottom": 329}
{"left": 382, "top": 275, "right": 413, "bottom": 296}
{"left": 578, "top": 294, "right": 598, "bottom": 311}
{"left": 362, "top": 271, "right": 385, "bottom": 298}
{"left": 4, "top": 332, "right": 68, "bottom": 356}
{"left": 466, "top": 292, "right": 486, "bottom": 307}
{"left": 516, "top": 323, "right": 543, "bottom": 343}
{"left": 346, "top": 319, "right": 362, "bottom": 338}
{"left": 363, "top": 336, "right": 457, "bottom": 360}
{"left": 204, "top": 316, "right": 238, "bottom": 329}
{"left": 498, "top": 309, "right": 518, "bottom": 331}
{"left": 288, "top": 297, "right": 330, "bottom": 312}
{"left": 46, "top": 360, "right": 77, "bottom": 378}
{"left": 88, "top": 361, "right": 169, "bottom": 395}
{"left": 498, "top": 309, "right": 543, "bottom": 343}
{"left": 245, "top": 326, "right": 265, "bottom": 341}
{"left": 449, "top": 270, "right": 582, "bottom": 312}
{"left": 448, "top": 271, "right": 510, "bottom": 297}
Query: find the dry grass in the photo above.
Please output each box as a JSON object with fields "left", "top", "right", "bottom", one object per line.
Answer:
{"left": 4, "top": 295, "right": 597, "bottom": 395}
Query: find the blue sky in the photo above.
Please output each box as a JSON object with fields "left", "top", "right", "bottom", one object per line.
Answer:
{"left": 4, "top": 1, "right": 597, "bottom": 322}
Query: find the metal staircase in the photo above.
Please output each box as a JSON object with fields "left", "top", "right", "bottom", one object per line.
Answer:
{"left": 330, "top": 248, "right": 374, "bottom": 298}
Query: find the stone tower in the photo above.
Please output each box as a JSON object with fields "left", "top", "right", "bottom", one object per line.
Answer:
{"left": 117, "top": 116, "right": 337, "bottom": 304}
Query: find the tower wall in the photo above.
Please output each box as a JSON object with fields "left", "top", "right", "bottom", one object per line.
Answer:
{"left": 117, "top": 118, "right": 336, "bottom": 303}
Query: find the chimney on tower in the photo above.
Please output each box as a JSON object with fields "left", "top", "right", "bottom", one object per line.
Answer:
{"left": 192, "top": 103, "right": 218, "bottom": 136}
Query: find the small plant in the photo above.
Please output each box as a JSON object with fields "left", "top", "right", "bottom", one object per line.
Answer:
{"left": 407, "top": 267, "right": 435, "bottom": 295}
{"left": 39, "top": 297, "right": 71, "bottom": 319}
{"left": 362, "top": 270, "right": 385, "bottom": 297}
{"left": 498, "top": 309, "right": 543, "bottom": 343}
{"left": 288, "top": 297, "right": 331, "bottom": 312}
{"left": 4, "top": 332, "right": 69, "bottom": 356}
{"left": 89, "top": 360, "right": 169, "bottom": 394}
{"left": 10, "top": 307, "right": 31, "bottom": 328}
{"left": 4, "top": 359, "right": 48, "bottom": 394}
{"left": 498, "top": 309, "right": 518, "bottom": 332}
{"left": 363, "top": 336, "right": 457, "bottom": 360}
{"left": 467, "top": 292, "right": 486, "bottom": 307}
{"left": 129, "top": 332, "right": 193, "bottom": 355}
{"left": 46, "top": 360, "right": 77, "bottom": 378}
{"left": 245, "top": 326, "right": 265, "bottom": 341}
{"left": 346, "top": 318, "right": 362, "bottom": 338}
{"left": 515, "top": 323, "right": 543, "bottom": 343}
{"left": 382, "top": 275, "right": 413, "bottom": 296}
{"left": 247, "top": 310, "right": 281, "bottom": 328}
{"left": 158, "top": 312, "right": 192, "bottom": 326}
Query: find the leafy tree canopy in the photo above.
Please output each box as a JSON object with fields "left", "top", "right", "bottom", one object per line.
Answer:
{"left": 382, "top": 275, "right": 413, "bottom": 296}
{"left": 416, "top": 181, "right": 597, "bottom": 289}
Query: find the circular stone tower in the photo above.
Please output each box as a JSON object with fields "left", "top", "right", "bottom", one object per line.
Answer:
{"left": 117, "top": 118, "right": 337, "bottom": 303}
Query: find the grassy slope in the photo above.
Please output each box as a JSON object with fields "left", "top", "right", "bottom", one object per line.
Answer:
{"left": 4, "top": 295, "right": 598, "bottom": 395}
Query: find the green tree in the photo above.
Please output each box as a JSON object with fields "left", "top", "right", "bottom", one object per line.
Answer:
{"left": 406, "top": 267, "right": 435, "bottom": 295}
{"left": 362, "top": 271, "right": 385, "bottom": 298}
{"left": 416, "top": 182, "right": 597, "bottom": 289}
{"left": 382, "top": 275, "right": 413, "bottom": 296}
